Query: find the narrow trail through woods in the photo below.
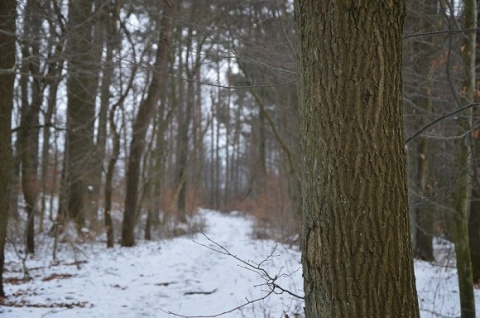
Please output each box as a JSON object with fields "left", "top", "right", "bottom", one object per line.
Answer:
{"left": 2, "top": 209, "right": 303, "bottom": 318}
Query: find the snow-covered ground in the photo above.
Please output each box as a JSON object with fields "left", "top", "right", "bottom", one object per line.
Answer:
{"left": 1, "top": 209, "right": 479, "bottom": 318}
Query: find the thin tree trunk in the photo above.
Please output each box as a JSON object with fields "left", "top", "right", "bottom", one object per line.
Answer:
{"left": 468, "top": 186, "right": 480, "bottom": 282}
{"left": 104, "top": 103, "right": 121, "bottom": 248}
{"left": 469, "top": 0, "right": 480, "bottom": 286}
{"left": 93, "top": 0, "right": 121, "bottom": 229}
{"left": 173, "top": 28, "right": 192, "bottom": 222}
{"left": 40, "top": 61, "right": 62, "bottom": 232}
{"left": 19, "top": 0, "right": 44, "bottom": 254}
{"left": 452, "top": 0, "right": 477, "bottom": 316}
{"left": 413, "top": 89, "right": 433, "bottom": 261}
{"left": 122, "top": 0, "right": 175, "bottom": 246}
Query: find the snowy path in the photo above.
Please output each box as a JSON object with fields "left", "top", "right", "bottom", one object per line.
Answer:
{"left": 1, "top": 209, "right": 479, "bottom": 317}
{"left": 2, "top": 209, "right": 303, "bottom": 318}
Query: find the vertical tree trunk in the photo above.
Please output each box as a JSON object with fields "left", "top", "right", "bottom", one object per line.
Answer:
{"left": 295, "top": 1, "right": 420, "bottom": 317}
{"left": 122, "top": 0, "right": 175, "bottom": 246}
{"left": 174, "top": 43, "right": 192, "bottom": 221}
{"left": 39, "top": 0, "right": 66, "bottom": 228}
{"left": 468, "top": 186, "right": 480, "bottom": 282}
{"left": 145, "top": 103, "right": 166, "bottom": 241}
{"left": 413, "top": 134, "right": 433, "bottom": 260}
{"left": 104, "top": 103, "right": 121, "bottom": 248}
{"left": 469, "top": 0, "right": 480, "bottom": 286}
{"left": 413, "top": 87, "right": 434, "bottom": 261}
{"left": 145, "top": 70, "right": 172, "bottom": 239}
{"left": 40, "top": 43, "right": 63, "bottom": 232}
{"left": 257, "top": 105, "right": 267, "bottom": 197}
{"left": 210, "top": 93, "right": 217, "bottom": 208}
{"left": 214, "top": 88, "right": 221, "bottom": 208}
{"left": 452, "top": 0, "right": 477, "bottom": 316}
{"left": 19, "top": 0, "right": 44, "bottom": 254}
{"left": 61, "top": 0, "right": 100, "bottom": 229}
{"left": 0, "top": 0, "right": 16, "bottom": 297}
{"left": 405, "top": 0, "right": 443, "bottom": 263}
{"left": 92, "top": 0, "right": 121, "bottom": 228}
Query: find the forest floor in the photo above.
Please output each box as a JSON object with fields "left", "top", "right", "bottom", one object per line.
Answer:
{"left": 1, "top": 209, "right": 479, "bottom": 318}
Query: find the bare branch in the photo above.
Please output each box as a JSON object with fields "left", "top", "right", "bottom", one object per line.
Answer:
{"left": 162, "top": 230, "right": 303, "bottom": 318}
{"left": 405, "top": 103, "right": 480, "bottom": 144}
{"left": 403, "top": 28, "right": 480, "bottom": 40}
{"left": 193, "top": 231, "right": 304, "bottom": 300}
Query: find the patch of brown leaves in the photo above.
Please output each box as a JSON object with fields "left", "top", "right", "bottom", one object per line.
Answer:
{"left": 0, "top": 298, "right": 89, "bottom": 308}
{"left": 42, "top": 273, "right": 76, "bottom": 281}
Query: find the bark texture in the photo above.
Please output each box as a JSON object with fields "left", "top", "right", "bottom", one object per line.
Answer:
{"left": 0, "top": 0, "right": 16, "bottom": 297}
{"left": 295, "top": 1, "right": 420, "bottom": 317}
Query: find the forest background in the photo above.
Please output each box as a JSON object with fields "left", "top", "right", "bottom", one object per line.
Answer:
{"left": 0, "top": 0, "right": 479, "bottom": 315}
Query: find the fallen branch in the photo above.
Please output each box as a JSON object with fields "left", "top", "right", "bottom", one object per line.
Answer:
{"left": 184, "top": 289, "right": 217, "bottom": 296}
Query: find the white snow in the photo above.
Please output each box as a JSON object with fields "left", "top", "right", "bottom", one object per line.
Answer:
{"left": 1, "top": 209, "right": 479, "bottom": 318}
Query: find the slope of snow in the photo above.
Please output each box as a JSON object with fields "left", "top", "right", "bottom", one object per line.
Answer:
{"left": 1, "top": 209, "right": 479, "bottom": 317}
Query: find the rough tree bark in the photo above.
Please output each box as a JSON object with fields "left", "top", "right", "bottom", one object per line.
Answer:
{"left": 0, "top": 0, "right": 16, "bottom": 297}
{"left": 295, "top": 1, "right": 420, "bottom": 317}
{"left": 121, "top": 0, "right": 175, "bottom": 246}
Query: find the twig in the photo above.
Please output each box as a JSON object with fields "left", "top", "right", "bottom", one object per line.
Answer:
{"left": 403, "top": 28, "right": 480, "bottom": 40}
{"left": 405, "top": 103, "right": 480, "bottom": 144}
{"left": 163, "top": 230, "right": 303, "bottom": 318}
{"left": 193, "top": 231, "right": 304, "bottom": 300}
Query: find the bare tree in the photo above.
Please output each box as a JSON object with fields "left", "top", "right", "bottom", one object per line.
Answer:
{"left": 469, "top": 0, "right": 480, "bottom": 286}
{"left": 0, "top": 0, "right": 16, "bottom": 297}
{"left": 452, "top": 0, "right": 477, "bottom": 316}
{"left": 18, "top": 0, "right": 44, "bottom": 254}
{"left": 121, "top": 0, "right": 175, "bottom": 247}
{"left": 403, "top": 0, "right": 444, "bottom": 262}
{"left": 59, "top": 0, "right": 102, "bottom": 229}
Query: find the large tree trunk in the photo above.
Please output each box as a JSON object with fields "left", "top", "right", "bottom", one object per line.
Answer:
{"left": 121, "top": 0, "right": 175, "bottom": 247}
{"left": 295, "top": 1, "right": 420, "bottom": 317}
{"left": 60, "top": 0, "right": 101, "bottom": 229}
{"left": 0, "top": 0, "right": 16, "bottom": 297}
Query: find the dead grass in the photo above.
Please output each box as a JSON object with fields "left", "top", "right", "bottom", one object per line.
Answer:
{"left": 227, "top": 174, "right": 301, "bottom": 244}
